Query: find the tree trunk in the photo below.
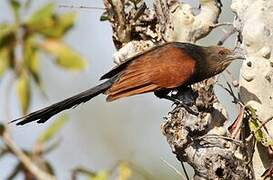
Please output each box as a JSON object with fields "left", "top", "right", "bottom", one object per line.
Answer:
{"left": 103, "top": 0, "right": 273, "bottom": 179}
{"left": 232, "top": 0, "right": 273, "bottom": 178}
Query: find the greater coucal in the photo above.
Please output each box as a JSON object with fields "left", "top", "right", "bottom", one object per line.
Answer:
{"left": 11, "top": 42, "right": 243, "bottom": 125}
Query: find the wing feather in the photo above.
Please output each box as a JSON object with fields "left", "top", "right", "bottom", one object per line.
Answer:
{"left": 106, "top": 72, "right": 150, "bottom": 95}
{"left": 106, "top": 43, "right": 196, "bottom": 101}
{"left": 107, "top": 83, "right": 158, "bottom": 101}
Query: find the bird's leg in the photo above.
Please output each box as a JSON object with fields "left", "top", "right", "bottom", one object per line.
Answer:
{"left": 154, "top": 89, "right": 199, "bottom": 115}
{"left": 173, "top": 86, "right": 198, "bottom": 106}
{"left": 162, "top": 95, "right": 199, "bottom": 116}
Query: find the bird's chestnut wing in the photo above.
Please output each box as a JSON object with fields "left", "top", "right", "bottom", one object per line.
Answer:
{"left": 106, "top": 43, "right": 196, "bottom": 101}
{"left": 100, "top": 44, "right": 166, "bottom": 80}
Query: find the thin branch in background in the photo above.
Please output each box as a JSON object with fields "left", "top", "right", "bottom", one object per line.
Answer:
{"left": 131, "top": 3, "right": 146, "bottom": 22}
{"left": 246, "top": 116, "right": 273, "bottom": 142}
{"left": 246, "top": 138, "right": 256, "bottom": 165}
{"left": 6, "top": 163, "right": 21, "bottom": 180}
{"left": 196, "top": 134, "right": 243, "bottom": 146}
{"left": 180, "top": 161, "right": 190, "bottom": 180}
{"left": 160, "top": 158, "right": 187, "bottom": 180}
{"left": 71, "top": 167, "right": 96, "bottom": 180}
{"left": 43, "top": 138, "right": 62, "bottom": 155}
{"left": 217, "top": 79, "right": 247, "bottom": 139}
{"left": 210, "top": 22, "right": 233, "bottom": 28}
{"left": 1, "top": 128, "right": 55, "bottom": 180}
{"left": 59, "top": 4, "right": 105, "bottom": 10}
{"left": 217, "top": 27, "right": 236, "bottom": 45}
{"left": 217, "top": 81, "right": 243, "bottom": 107}
{"left": 229, "top": 106, "right": 245, "bottom": 139}
{"left": 0, "top": 147, "right": 9, "bottom": 160}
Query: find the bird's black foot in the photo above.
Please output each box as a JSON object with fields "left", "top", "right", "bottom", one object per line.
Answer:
{"left": 163, "top": 95, "right": 199, "bottom": 116}
{"left": 154, "top": 90, "right": 199, "bottom": 116}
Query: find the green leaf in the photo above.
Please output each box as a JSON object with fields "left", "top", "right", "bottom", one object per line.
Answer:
{"left": 28, "top": 3, "right": 54, "bottom": 23}
{"left": 72, "top": 167, "right": 96, "bottom": 178}
{"left": 0, "top": 24, "right": 16, "bottom": 49}
{"left": 9, "top": 0, "right": 21, "bottom": 22}
{"left": 26, "top": 3, "right": 76, "bottom": 38}
{"left": 38, "top": 12, "right": 76, "bottom": 38}
{"left": 0, "top": 48, "right": 9, "bottom": 77}
{"left": 89, "top": 170, "right": 109, "bottom": 180}
{"left": 59, "top": 12, "right": 76, "bottom": 30}
{"left": 15, "top": 72, "right": 30, "bottom": 114}
{"left": 26, "top": 3, "right": 55, "bottom": 32}
{"left": 44, "top": 161, "right": 55, "bottom": 175}
{"left": 100, "top": 9, "right": 114, "bottom": 22}
{"left": 37, "top": 114, "right": 69, "bottom": 143}
{"left": 117, "top": 162, "right": 132, "bottom": 180}
{"left": 100, "top": 12, "right": 109, "bottom": 21}
{"left": 23, "top": 36, "right": 40, "bottom": 85}
{"left": 41, "top": 39, "right": 86, "bottom": 70}
{"left": 246, "top": 106, "right": 273, "bottom": 147}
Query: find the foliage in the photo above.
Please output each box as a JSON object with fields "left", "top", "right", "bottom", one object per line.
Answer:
{"left": 0, "top": 0, "right": 86, "bottom": 114}
{"left": 0, "top": 115, "right": 69, "bottom": 179}
{"left": 245, "top": 105, "right": 273, "bottom": 147}
{"left": 72, "top": 162, "right": 132, "bottom": 180}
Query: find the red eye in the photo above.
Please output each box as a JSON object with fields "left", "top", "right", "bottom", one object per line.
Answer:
{"left": 219, "top": 50, "right": 226, "bottom": 56}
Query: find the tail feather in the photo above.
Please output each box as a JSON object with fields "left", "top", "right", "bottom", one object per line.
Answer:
{"left": 10, "top": 79, "right": 114, "bottom": 125}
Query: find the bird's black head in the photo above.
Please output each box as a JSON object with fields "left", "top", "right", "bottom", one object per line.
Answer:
{"left": 199, "top": 46, "right": 245, "bottom": 79}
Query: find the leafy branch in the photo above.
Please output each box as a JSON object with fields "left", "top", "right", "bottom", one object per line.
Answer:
{"left": 0, "top": 0, "right": 87, "bottom": 114}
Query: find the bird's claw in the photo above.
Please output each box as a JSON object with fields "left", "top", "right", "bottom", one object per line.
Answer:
{"left": 171, "top": 98, "right": 199, "bottom": 116}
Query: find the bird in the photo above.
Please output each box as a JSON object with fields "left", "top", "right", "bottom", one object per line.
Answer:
{"left": 11, "top": 42, "right": 243, "bottom": 125}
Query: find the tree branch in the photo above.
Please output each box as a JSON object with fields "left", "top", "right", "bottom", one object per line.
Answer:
{"left": 102, "top": 0, "right": 249, "bottom": 179}
{"left": 232, "top": 0, "right": 273, "bottom": 177}
{"left": 1, "top": 128, "right": 55, "bottom": 180}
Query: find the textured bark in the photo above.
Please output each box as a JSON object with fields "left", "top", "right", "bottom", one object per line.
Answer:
{"left": 161, "top": 79, "right": 253, "bottom": 179}
{"left": 103, "top": 0, "right": 260, "bottom": 179}
{"left": 232, "top": 0, "right": 273, "bottom": 178}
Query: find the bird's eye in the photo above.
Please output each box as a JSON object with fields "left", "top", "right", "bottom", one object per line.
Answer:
{"left": 218, "top": 50, "right": 227, "bottom": 56}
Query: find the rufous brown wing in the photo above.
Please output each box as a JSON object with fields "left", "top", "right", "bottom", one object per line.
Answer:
{"left": 105, "top": 43, "right": 196, "bottom": 101}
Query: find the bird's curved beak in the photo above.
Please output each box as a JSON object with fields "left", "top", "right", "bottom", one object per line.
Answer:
{"left": 229, "top": 47, "right": 246, "bottom": 60}
{"left": 227, "top": 54, "right": 245, "bottom": 61}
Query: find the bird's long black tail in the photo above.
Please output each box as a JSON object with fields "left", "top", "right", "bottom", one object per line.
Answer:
{"left": 11, "top": 79, "right": 115, "bottom": 125}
